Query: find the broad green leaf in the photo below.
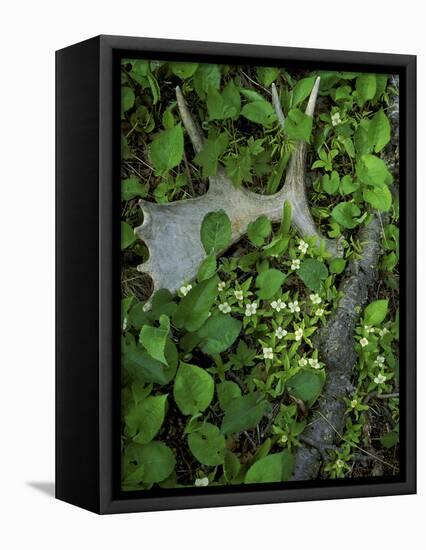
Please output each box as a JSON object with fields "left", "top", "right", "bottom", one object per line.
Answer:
{"left": 256, "top": 268, "right": 286, "bottom": 299}
{"left": 329, "top": 258, "right": 346, "bottom": 274}
{"left": 247, "top": 215, "right": 272, "bottom": 247}
{"left": 331, "top": 201, "right": 361, "bottom": 229}
{"left": 194, "top": 132, "right": 229, "bottom": 178}
{"left": 173, "top": 362, "right": 215, "bottom": 415}
{"left": 322, "top": 171, "right": 340, "bottom": 195}
{"left": 217, "top": 380, "right": 241, "bottom": 410}
{"left": 256, "top": 67, "right": 280, "bottom": 87}
{"left": 193, "top": 64, "right": 221, "bottom": 99}
{"left": 363, "top": 182, "right": 392, "bottom": 211}
{"left": 122, "top": 336, "right": 177, "bottom": 385}
{"left": 147, "top": 72, "right": 160, "bottom": 104}
{"left": 122, "top": 177, "right": 148, "bottom": 201}
{"left": 169, "top": 62, "right": 199, "bottom": 79}
{"left": 139, "top": 315, "right": 170, "bottom": 365}
{"left": 356, "top": 74, "right": 376, "bottom": 105}
{"left": 285, "top": 108, "right": 313, "bottom": 142}
{"left": 121, "top": 86, "right": 135, "bottom": 116}
{"left": 369, "top": 109, "right": 391, "bottom": 152}
{"left": 121, "top": 221, "right": 137, "bottom": 250}
{"left": 150, "top": 124, "right": 184, "bottom": 174}
{"left": 298, "top": 259, "right": 328, "bottom": 293}
{"left": 188, "top": 423, "right": 226, "bottom": 465}
{"left": 200, "top": 210, "right": 232, "bottom": 254}
{"left": 287, "top": 370, "right": 324, "bottom": 401}
{"left": 224, "top": 450, "right": 241, "bottom": 482}
{"left": 225, "top": 149, "right": 252, "bottom": 186}
{"left": 356, "top": 154, "right": 392, "bottom": 188}
{"left": 197, "top": 254, "right": 217, "bottom": 282}
{"left": 221, "top": 393, "right": 270, "bottom": 435}
{"left": 125, "top": 441, "right": 175, "bottom": 483}
{"left": 245, "top": 450, "right": 294, "bottom": 483}
{"left": 173, "top": 275, "right": 219, "bottom": 332}
{"left": 364, "top": 299, "right": 388, "bottom": 326}
{"left": 125, "top": 394, "right": 167, "bottom": 444}
{"left": 292, "top": 76, "right": 316, "bottom": 108}
{"left": 207, "top": 80, "right": 241, "bottom": 120}
{"left": 196, "top": 314, "right": 242, "bottom": 355}
{"left": 341, "top": 175, "right": 359, "bottom": 195}
{"left": 241, "top": 100, "right": 276, "bottom": 126}
{"left": 380, "top": 430, "right": 399, "bottom": 448}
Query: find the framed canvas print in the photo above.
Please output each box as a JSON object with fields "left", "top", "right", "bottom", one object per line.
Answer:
{"left": 56, "top": 35, "right": 416, "bottom": 514}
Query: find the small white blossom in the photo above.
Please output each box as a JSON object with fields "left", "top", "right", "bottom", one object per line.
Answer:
{"left": 359, "top": 337, "right": 369, "bottom": 348}
{"left": 263, "top": 347, "right": 274, "bottom": 360}
{"left": 234, "top": 290, "right": 244, "bottom": 301}
{"left": 218, "top": 281, "right": 226, "bottom": 291}
{"left": 364, "top": 325, "right": 375, "bottom": 334}
{"left": 275, "top": 326, "right": 288, "bottom": 340}
{"left": 374, "top": 373, "right": 387, "bottom": 385}
{"left": 218, "top": 302, "right": 231, "bottom": 314}
{"left": 179, "top": 284, "right": 192, "bottom": 296}
{"left": 335, "top": 458, "right": 344, "bottom": 468}
{"left": 122, "top": 317, "right": 128, "bottom": 331}
{"left": 295, "top": 328, "right": 304, "bottom": 341}
{"left": 375, "top": 355, "right": 385, "bottom": 365}
{"left": 331, "top": 112, "right": 342, "bottom": 126}
{"left": 245, "top": 302, "right": 258, "bottom": 317}
{"left": 378, "top": 327, "right": 389, "bottom": 337}
{"left": 350, "top": 399, "right": 358, "bottom": 408}
{"left": 308, "top": 357, "right": 320, "bottom": 369}
{"left": 195, "top": 477, "right": 209, "bottom": 487}
{"left": 288, "top": 301, "right": 300, "bottom": 313}
{"left": 316, "top": 308, "right": 324, "bottom": 317}
{"left": 291, "top": 259, "right": 301, "bottom": 271}
{"left": 298, "top": 240, "right": 309, "bottom": 254}
{"left": 271, "top": 298, "right": 286, "bottom": 312}
{"left": 299, "top": 357, "right": 308, "bottom": 367}
{"left": 280, "top": 434, "right": 288, "bottom": 444}
{"left": 310, "top": 293, "right": 322, "bottom": 305}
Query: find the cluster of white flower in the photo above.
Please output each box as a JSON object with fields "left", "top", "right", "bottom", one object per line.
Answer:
{"left": 275, "top": 326, "right": 287, "bottom": 339}
{"left": 298, "top": 239, "right": 309, "bottom": 255}
{"left": 316, "top": 308, "right": 324, "bottom": 317}
{"left": 310, "top": 293, "right": 322, "bottom": 305}
{"left": 291, "top": 258, "right": 300, "bottom": 271}
{"left": 350, "top": 399, "right": 358, "bottom": 408}
{"left": 245, "top": 302, "right": 258, "bottom": 317}
{"left": 218, "top": 302, "right": 231, "bottom": 314}
{"left": 364, "top": 325, "right": 375, "bottom": 334}
{"left": 299, "top": 357, "right": 308, "bottom": 367}
{"left": 308, "top": 357, "right": 320, "bottom": 369}
{"left": 179, "top": 283, "right": 193, "bottom": 296}
{"left": 217, "top": 281, "right": 226, "bottom": 291}
{"left": 374, "top": 373, "right": 387, "bottom": 385}
{"left": 122, "top": 317, "right": 128, "bottom": 331}
{"left": 374, "top": 355, "right": 385, "bottom": 365}
{"left": 288, "top": 300, "right": 300, "bottom": 313}
{"left": 194, "top": 477, "right": 209, "bottom": 487}
{"left": 359, "top": 337, "right": 369, "bottom": 347}
{"left": 234, "top": 289, "right": 244, "bottom": 301}
{"left": 331, "top": 112, "right": 342, "bottom": 126}
{"left": 378, "top": 327, "right": 389, "bottom": 337}
{"left": 271, "top": 298, "right": 286, "bottom": 312}
{"left": 263, "top": 347, "right": 274, "bottom": 360}
{"left": 294, "top": 327, "right": 303, "bottom": 341}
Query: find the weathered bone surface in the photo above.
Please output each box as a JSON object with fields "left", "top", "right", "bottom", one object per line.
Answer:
{"left": 135, "top": 77, "right": 342, "bottom": 298}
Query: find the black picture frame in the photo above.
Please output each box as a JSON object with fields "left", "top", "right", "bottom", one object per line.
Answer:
{"left": 56, "top": 35, "right": 416, "bottom": 514}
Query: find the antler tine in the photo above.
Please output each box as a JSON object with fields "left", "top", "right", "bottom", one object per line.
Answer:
{"left": 305, "top": 76, "right": 321, "bottom": 117}
{"left": 175, "top": 86, "right": 205, "bottom": 154}
{"left": 271, "top": 83, "right": 285, "bottom": 130}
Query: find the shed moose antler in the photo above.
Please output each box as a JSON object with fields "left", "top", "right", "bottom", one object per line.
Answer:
{"left": 135, "top": 77, "right": 342, "bottom": 298}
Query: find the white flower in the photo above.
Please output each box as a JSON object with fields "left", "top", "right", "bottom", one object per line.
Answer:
{"left": 310, "top": 293, "right": 322, "bottom": 305}
{"left": 364, "top": 325, "right": 375, "bottom": 334}
{"left": 295, "top": 328, "right": 303, "bottom": 341}
{"left": 291, "top": 259, "right": 301, "bottom": 270}
{"left": 331, "top": 112, "right": 342, "bottom": 126}
{"left": 335, "top": 458, "right": 344, "bottom": 468}
{"left": 263, "top": 347, "right": 274, "bottom": 360}
{"left": 298, "top": 240, "right": 309, "bottom": 254}
{"left": 275, "top": 326, "right": 288, "bottom": 340}
{"left": 359, "top": 337, "right": 369, "bottom": 347}
{"left": 234, "top": 290, "right": 244, "bottom": 301}
{"left": 122, "top": 317, "right": 128, "bottom": 331}
{"left": 375, "top": 355, "right": 385, "bottom": 365}
{"left": 271, "top": 298, "right": 286, "bottom": 312}
{"left": 378, "top": 327, "right": 389, "bottom": 337}
{"left": 374, "top": 373, "right": 387, "bottom": 385}
{"left": 350, "top": 399, "right": 358, "bottom": 408}
{"left": 299, "top": 357, "right": 308, "bottom": 367}
{"left": 280, "top": 434, "right": 288, "bottom": 444}
{"left": 218, "top": 302, "right": 231, "bottom": 314}
{"left": 316, "top": 308, "right": 324, "bottom": 317}
{"left": 308, "top": 357, "right": 320, "bottom": 369}
{"left": 288, "top": 301, "right": 300, "bottom": 313}
{"left": 195, "top": 477, "right": 209, "bottom": 487}
{"left": 245, "top": 302, "right": 258, "bottom": 317}
{"left": 218, "top": 281, "right": 226, "bottom": 291}
{"left": 179, "top": 284, "right": 192, "bottom": 296}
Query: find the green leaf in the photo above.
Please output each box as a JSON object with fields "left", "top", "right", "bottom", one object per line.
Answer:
{"left": 369, "top": 109, "right": 391, "bottom": 152}
{"left": 169, "top": 62, "right": 199, "bottom": 79}
{"left": 247, "top": 215, "right": 272, "bottom": 247}
{"left": 173, "top": 362, "right": 215, "bottom": 415}
{"left": 196, "top": 314, "right": 242, "bottom": 355}
{"left": 122, "top": 336, "right": 177, "bottom": 385}
{"left": 356, "top": 154, "right": 392, "bottom": 187}
{"left": 207, "top": 80, "right": 240, "bottom": 120}
{"left": 245, "top": 450, "right": 294, "bottom": 483}
{"left": 224, "top": 450, "right": 241, "bottom": 483}
{"left": 150, "top": 124, "right": 184, "bottom": 175}
{"left": 173, "top": 275, "right": 219, "bottom": 332}
{"left": 380, "top": 430, "right": 399, "bottom": 449}
{"left": 122, "top": 177, "right": 148, "bottom": 200}
{"left": 188, "top": 423, "right": 226, "bottom": 465}
{"left": 194, "top": 132, "right": 229, "bottom": 177}
{"left": 125, "top": 394, "right": 167, "bottom": 444}
{"left": 364, "top": 299, "right": 388, "bottom": 326}
{"left": 356, "top": 74, "right": 376, "bottom": 105}
{"left": 121, "top": 86, "right": 135, "bottom": 116}
{"left": 200, "top": 210, "right": 232, "bottom": 254}
{"left": 125, "top": 441, "right": 175, "bottom": 483}
{"left": 322, "top": 171, "right": 340, "bottom": 195}
{"left": 139, "top": 315, "right": 170, "bottom": 365}
{"left": 197, "top": 254, "right": 217, "bottom": 282}
{"left": 225, "top": 149, "right": 252, "bottom": 186}
{"left": 256, "top": 67, "right": 280, "bottom": 87}
{"left": 287, "top": 370, "right": 324, "bottom": 402}
{"left": 256, "top": 268, "right": 286, "bottom": 300}
{"left": 341, "top": 175, "right": 359, "bottom": 195}
{"left": 292, "top": 76, "right": 316, "bottom": 108}
{"left": 331, "top": 201, "right": 361, "bottom": 229}
{"left": 241, "top": 100, "right": 276, "bottom": 126}
{"left": 285, "top": 108, "right": 313, "bottom": 142}
{"left": 193, "top": 64, "right": 221, "bottom": 99}
{"left": 298, "top": 259, "right": 328, "bottom": 293}
{"left": 363, "top": 182, "right": 392, "bottom": 211}
{"left": 329, "top": 258, "right": 346, "bottom": 274}
{"left": 121, "top": 221, "right": 137, "bottom": 250}
{"left": 217, "top": 380, "right": 241, "bottom": 410}
{"left": 147, "top": 72, "right": 160, "bottom": 104}
{"left": 221, "top": 393, "right": 270, "bottom": 435}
